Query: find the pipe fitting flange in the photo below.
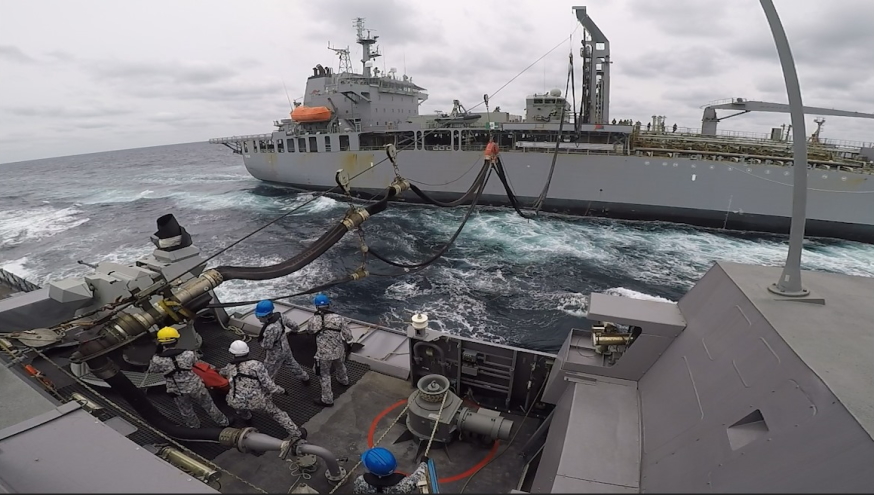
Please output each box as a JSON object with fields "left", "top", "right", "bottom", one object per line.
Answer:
{"left": 326, "top": 466, "right": 347, "bottom": 483}
{"left": 233, "top": 427, "right": 259, "bottom": 453}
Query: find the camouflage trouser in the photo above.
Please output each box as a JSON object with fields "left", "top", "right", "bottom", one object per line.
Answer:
{"left": 235, "top": 400, "right": 302, "bottom": 440}
{"left": 317, "top": 358, "right": 349, "bottom": 405}
{"left": 173, "top": 384, "right": 229, "bottom": 428}
{"left": 264, "top": 348, "right": 310, "bottom": 382}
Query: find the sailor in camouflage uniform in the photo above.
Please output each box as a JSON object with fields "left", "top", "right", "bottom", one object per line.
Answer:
{"left": 219, "top": 339, "right": 304, "bottom": 441}
{"left": 148, "top": 326, "right": 229, "bottom": 429}
{"left": 304, "top": 294, "right": 353, "bottom": 407}
{"left": 254, "top": 300, "right": 310, "bottom": 383}
{"left": 353, "top": 448, "right": 428, "bottom": 494}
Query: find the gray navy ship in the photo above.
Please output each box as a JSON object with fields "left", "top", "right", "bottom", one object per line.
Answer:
{"left": 211, "top": 7, "right": 874, "bottom": 244}
{"left": 1, "top": 2, "right": 873, "bottom": 493}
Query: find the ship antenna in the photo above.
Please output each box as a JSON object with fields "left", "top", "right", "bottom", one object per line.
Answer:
{"left": 282, "top": 80, "right": 293, "bottom": 111}
{"left": 760, "top": 0, "right": 816, "bottom": 301}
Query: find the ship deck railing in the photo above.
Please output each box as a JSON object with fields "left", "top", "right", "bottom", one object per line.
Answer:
{"left": 209, "top": 134, "right": 273, "bottom": 144}
{"left": 355, "top": 144, "right": 626, "bottom": 156}
{"left": 643, "top": 127, "right": 874, "bottom": 152}
{"left": 632, "top": 147, "right": 871, "bottom": 171}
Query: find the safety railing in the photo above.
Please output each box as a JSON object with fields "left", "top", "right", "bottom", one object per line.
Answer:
{"left": 0, "top": 267, "right": 42, "bottom": 294}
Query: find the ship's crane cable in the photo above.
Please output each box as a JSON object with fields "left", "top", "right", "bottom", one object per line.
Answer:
{"left": 46, "top": 73, "right": 574, "bottom": 331}
{"left": 532, "top": 52, "right": 574, "bottom": 214}
{"left": 45, "top": 144, "right": 417, "bottom": 331}
{"left": 466, "top": 24, "right": 580, "bottom": 114}
{"left": 405, "top": 153, "right": 485, "bottom": 187}
{"left": 206, "top": 274, "right": 361, "bottom": 309}
{"left": 367, "top": 166, "right": 491, "bottom": 270}
{"left": 210, "top": 167, "right": 493, "bottom": 307}
{"left": 407, "top": 159, "right": 491, "bottom": 207}
{"left": 45, "top": 23, "right": 580, "bottom": 331}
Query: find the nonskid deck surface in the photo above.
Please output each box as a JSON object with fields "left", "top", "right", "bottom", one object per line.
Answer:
{"left": 35, "top": 314, "right": 368, "bottom": 462}
{"left": 215, "top": 371, "right": 540, "bottom": 494}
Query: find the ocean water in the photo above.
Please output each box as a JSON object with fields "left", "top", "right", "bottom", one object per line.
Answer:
{"left": 2, "top": 142, "right": 873, "bottom": 352}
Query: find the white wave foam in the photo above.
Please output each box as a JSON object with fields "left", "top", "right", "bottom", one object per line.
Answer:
{"left": 0, "top": 206, "right": 90, "bottom": 249}
{"left": 281, "top": 194, "right": 342, "bottom": 215}
{"left": 0, "top": 256, "right": 35, "bottom": 281}
{"left": 137, "top": 172, "right": 253, "bottom": 185}
{"left": 555, "top": 292, "right": 589, "bottom": 317}
{"left": 384, "top": 280, "right": 432, "bottom": 300}
{"left": 604, "top": 287, "right": 676, "bottom": 303}
{"left": 454, "top": 212, "right": 614, "bottom": 263}
{"left": 79, "top": 189, "right": 167, "bottom": 204}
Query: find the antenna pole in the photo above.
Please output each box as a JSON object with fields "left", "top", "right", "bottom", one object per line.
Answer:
{"left": 282, "top": 80, "right": 293, "bottom": 111}
{"left": 761, "top": 0, "right": 809, "bottom": 297}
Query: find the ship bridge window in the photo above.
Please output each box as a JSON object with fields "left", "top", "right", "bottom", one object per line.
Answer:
{"left": 324, "top": 135, "right": 332, "bottom": 152}
{"left": 243, "top": 141, "right": 249, "bottom": 153}
{"left": 277, "top": 139, "right": 284, "bottom": 153}
{"left": 309, "top": 136, "right": 318, "bottom": 152}
{"left": 298, "top": 137, "right": 306, "bottom": 152}
{"left": 265, "top": 140, "right": 275, "bottom": 152}
{"left": 340, "top": 135, "right": 350, "bottom": 151}
{"left": 534, "top": 98, "right": 544, "bottom": 104}
{"left": 287, "top": 138, "right": 295, "bottom": 152}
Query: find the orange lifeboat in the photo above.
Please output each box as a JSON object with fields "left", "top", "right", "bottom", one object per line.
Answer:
{"left": 290, "top": 106, "right": 333, "bottom": 123}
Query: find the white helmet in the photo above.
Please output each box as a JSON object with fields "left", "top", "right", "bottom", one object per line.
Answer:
{"left": 229, "top": 340, "right": 250, "bottom": 356}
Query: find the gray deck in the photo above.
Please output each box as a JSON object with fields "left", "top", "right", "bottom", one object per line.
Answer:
{"left": 720, "top": 261, "right": 874, "bottom": 440}
{"left": 533, "top": 377, "right": 640, "bottom": 493}
{"left": 0, "top": 389, "right": 217, "bottom": 493}
{"left": 215, "top": 370, "right": 538, "bottom": 494}
{"left": 0, "top": 364, "right": 57, "bottom": 431}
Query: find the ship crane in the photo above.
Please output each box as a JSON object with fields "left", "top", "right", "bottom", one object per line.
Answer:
{"left": 701, "top": 98, "right": 874, "bottom": 135}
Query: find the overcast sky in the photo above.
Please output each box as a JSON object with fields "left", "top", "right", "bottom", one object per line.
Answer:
{"left": 2, "top": 0, "right": 873, "bottom": 164}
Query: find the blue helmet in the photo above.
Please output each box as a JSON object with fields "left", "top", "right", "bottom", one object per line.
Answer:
{"left": 361, "top": 447, "right": 397, "bottom": 477}
{"left": 254, "top": 300, "right": 274, "bottom": 318}
{"left": 313, "top": 294, "right": 330, "bottom": 308}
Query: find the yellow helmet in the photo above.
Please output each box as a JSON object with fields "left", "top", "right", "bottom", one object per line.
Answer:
{"left": 156, "top": 326, "right": 181, "bottom": 344}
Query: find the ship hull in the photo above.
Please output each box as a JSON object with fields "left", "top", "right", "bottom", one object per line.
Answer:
{"left": 241, "top": 149, "right": 874, "bottom": 243}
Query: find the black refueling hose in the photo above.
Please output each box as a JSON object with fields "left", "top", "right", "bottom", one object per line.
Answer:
{"left": 214, "top": 182, "right": 405, "bottom": 282}
{"left": 408, "top": 160, "right": 492, "bottom": 208}
{"left": 491, "top": 156, "right": 537, "bottom": 219}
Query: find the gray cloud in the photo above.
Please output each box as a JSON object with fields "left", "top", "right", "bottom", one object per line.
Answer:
{"left": 300, "top": 0, "right": 446, "bottom": 49}
{"left": 5, "top": 105, "right": 133, "bottom": 119}
{"left": 0, "top": 45, "right": 36, "bottom": 64}
{"left": 45, "top": 50, "right": 76, "bottom": 62}
{"left": 89, "top": 59, "right": 239, "bottom": 86}
{"left": 630, "top": 0, "right": 732, "bottom": 38}
{"left": 731, "top": 2, "right": 874, "bottom": 69}
{"left": 128, "top": 79, "right": 285, "bottom": 102}
{"left": 621, "top": 46, "right": 727, "bottom": 79}
{"left": 75, "top": 121, "right": 115, "bottom": 130}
